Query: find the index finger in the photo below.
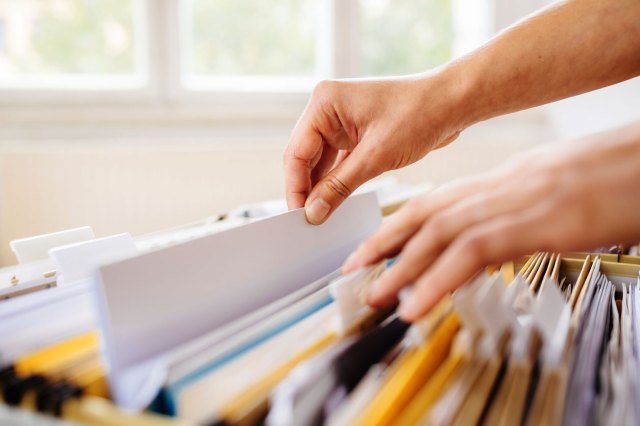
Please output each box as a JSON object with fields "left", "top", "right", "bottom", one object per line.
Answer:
{"left": 284, "top": 118, "right": 324, "bottom": 210}
{"left": 343, "top": 172, "right": 502, "bottom": 273}
{"left": 399, "top": 207, "right": 553, "bottom": 321}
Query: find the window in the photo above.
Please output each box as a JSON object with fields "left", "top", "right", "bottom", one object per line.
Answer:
{"left": 0, "top": 0, "right": 145, "bottom": 89}
{"left": 359, "top": 0, "right": 453, "bottom": 76}
{"left": 0, "top": 18, "right": 6, "bottom": 52}
{"left": 0, "top": 0, "right": 486, "bottom": 105}
{"left": 184, "top": 0, "right": 319, "bottom": 91}
{"left": 181, "top": 0, "right": 455, "bottom": 90}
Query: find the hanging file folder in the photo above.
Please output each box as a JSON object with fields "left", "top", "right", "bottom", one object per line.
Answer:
{"left": 95, "top": 192, "right": 382, "bottom": 411}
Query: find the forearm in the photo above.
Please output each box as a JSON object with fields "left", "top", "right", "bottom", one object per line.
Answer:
{"left": 436, "top": 0, "right": 640, "bottom": 129}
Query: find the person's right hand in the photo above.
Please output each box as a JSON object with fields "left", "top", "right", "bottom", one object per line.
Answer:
{"left": 283, "top": 75, "right": 468, "bottom": 224}
{"left": 342, "top": 122, "right": 640, "bottom": 321}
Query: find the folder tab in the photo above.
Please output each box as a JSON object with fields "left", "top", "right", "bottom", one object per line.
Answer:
{"left": 50, "top": 233, "right": 137, "bottom": 286}
{"left": 10, "top": 226, "right": 95, "bottom": 264}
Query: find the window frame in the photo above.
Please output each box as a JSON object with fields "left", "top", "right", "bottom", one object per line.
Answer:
{"left": 0, "top": 0, "right": 495, "bottom": 122}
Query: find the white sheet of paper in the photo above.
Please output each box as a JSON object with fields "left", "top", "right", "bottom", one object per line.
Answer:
{"left": 95, "top": 192, "right": 381, "bottom": 410}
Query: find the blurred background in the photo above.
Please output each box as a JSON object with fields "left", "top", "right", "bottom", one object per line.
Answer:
{"left": 0, "top": 0, "right": 638, "bottom": 265}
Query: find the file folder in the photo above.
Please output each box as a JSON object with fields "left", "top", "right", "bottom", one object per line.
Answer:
{"left": 95, "top": 192, "right": 382, "bottom": 411}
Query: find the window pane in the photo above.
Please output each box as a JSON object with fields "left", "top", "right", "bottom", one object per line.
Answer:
{"left": 187, "top": 0, "right": 318, "bottom": 78}
{"left": 0, "top": 0, "right": 142, "bottom": 86}
{"left": 360, "top": 0, "right": 453, "bottom": 76}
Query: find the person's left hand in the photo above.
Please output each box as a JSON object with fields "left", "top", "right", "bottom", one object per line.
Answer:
{"left": 342, "top": 123, "right": 640, "bottom": 322}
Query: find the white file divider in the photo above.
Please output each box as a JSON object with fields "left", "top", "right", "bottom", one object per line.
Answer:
{"left": 95, "top": 192, "right": 382, "bottom": 410}
{"left": 49, "top": 233, "right": 138, "bottom": 286}
{"left": 10, "top": 226, "right": 95, "bottom": 264}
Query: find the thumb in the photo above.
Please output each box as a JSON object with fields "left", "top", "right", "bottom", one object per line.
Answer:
{"left": 304, "top": 149, "right": 378, "bottom": 225}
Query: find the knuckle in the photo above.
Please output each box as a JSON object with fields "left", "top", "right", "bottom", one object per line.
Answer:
{"left": 389, "top": 257, "right": 417, "bottom": 286}
{"left": 403, "top": 197, "right": 422, "bottom": 212}
{"left": 523, "top": 169, "right": 556, "bottom": 200}
{"left": 465, "top": 193, "right": 494, "bottom": 218}
{"left": 425, "top": 213, "right": 450, "bottom": 247}
{"left": 399, "top": 200, "right": 428, "bottom": 227}
{"left": 460, "top": 232, "right": 489, "bottom": 263}
{"left": 312, "top": 79, "right": 340, "bottom": 102}
{"left": 429, "top": 210, "right": 448, "bottom": 228}
{"left": 359, "top": 239, "right": 382, "bottom": 260}
{"left": 506, "top": 150, "right": 554, "bottom": 181}
{"left": 503, "top": 151, "right": 536, "bottom": 175}
{"left": 323, "top": 173, "right": 352, "bottom": 199}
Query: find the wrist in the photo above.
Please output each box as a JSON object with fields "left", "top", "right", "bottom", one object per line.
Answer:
{"left": 412, "top": 63, "right": 485, "bottom": 137}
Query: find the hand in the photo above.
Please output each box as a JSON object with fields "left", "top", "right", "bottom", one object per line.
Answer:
{"left": 343, "top": 123, "right": 640, "bottom": 322}
{"left": 283, "top": 75, "right": 467, "bottom": 224}
{"left": 283, "top": 0, "right": 640, "bottom": 227}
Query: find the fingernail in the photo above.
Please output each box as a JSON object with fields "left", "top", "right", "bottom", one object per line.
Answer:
{"left": 399, "top": 296, "right": 420, "bottom": 320}
{"left": 398, "top": 286, "right": 414, "bottom": 305}
{"left": 306, "top": 198, "right": 330, "bottom": 224}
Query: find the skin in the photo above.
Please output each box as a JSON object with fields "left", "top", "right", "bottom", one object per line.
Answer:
{"left": 283, "top": 0, "right": 640, "bottom": 321}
